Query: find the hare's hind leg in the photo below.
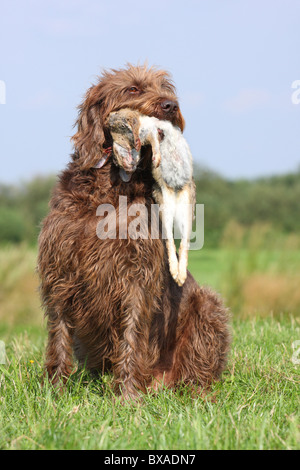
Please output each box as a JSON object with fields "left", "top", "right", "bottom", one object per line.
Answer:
{"left": 157, "top": 187, "right": 179, "bottom": 283}
{"left": 175, "top": 187, "right": 194, "bottom": 286}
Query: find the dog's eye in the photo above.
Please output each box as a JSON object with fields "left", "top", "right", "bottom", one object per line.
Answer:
{"left": 128, "top": 86, "right": 139, "bottom": 94}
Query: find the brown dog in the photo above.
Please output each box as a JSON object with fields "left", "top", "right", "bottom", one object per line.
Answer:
{"left": 38, "top": 64, "right": 230, "bottom": 400}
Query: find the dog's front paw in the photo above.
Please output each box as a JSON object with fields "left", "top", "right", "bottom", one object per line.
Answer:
{"left": 116, "top": 386, "right": 143, "bottom": 405}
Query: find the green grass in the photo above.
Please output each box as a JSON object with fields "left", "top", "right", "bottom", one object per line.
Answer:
{"left": 0, "top": 245, "right": 299, "bottom": 449}
{"left": 0, "top": 316, "right": 299, "bottom": 450}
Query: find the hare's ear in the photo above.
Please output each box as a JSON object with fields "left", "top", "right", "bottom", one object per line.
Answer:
{"left": 71, "top": 87, "right": 106, "bottom": 170}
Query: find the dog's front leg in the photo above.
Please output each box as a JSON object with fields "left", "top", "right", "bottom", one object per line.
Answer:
{"left": 44, "top": 310, "right": 74, "bottom": 390}
{"left": 113, "top": 290, "right": 152, "bottom": 401}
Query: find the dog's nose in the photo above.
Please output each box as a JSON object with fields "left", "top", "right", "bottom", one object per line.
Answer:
{"left": 160, "top": 99, "right": 178, "bottom": 114}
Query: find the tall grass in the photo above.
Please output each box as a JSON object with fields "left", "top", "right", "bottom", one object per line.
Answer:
{"left": 0, "top": 230, "right": 300, "bottom": 327}
{"left": 0, "top": 245, "right": 42, "bottom": 327}
{"left": 218, "top": 221, "right": 300, "bottom": 317}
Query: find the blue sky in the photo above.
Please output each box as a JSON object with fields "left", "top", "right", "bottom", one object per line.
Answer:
{"left": 0, "top": 0, "right": 299, "bottom": 182}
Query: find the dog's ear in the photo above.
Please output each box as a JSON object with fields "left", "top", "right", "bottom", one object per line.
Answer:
{"left": 71, "top": 85, "right": 107, "bottom": 170}
{"left": 177, "top": 109, "right": 185, "bottom": 132}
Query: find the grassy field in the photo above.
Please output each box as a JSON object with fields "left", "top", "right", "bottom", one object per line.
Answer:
{"left": 0, "top": 317, "right": 299, "bottom": 450}
{"left": 0, "top": 245, "right": 299, "bottom": 450}
{"left": 1, "top": 243, "right": 300, "bottom": 326}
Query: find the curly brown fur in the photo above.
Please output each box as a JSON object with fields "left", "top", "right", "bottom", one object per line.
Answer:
{"left": 38, "top": 64, "right": 230, "bottom": 399}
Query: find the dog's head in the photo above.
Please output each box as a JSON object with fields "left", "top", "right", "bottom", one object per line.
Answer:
{"left": 71, "top": 64, "right": 185, "bottom": 169}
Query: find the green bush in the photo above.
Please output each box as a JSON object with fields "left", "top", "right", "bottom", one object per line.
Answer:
{"left": 0, "top": 208, "right": 26, "bottom": 243}
{"left": 0, "top": 175, "right": 56, "bottom": 245}
{"left": 0, "top": 168, "right": 300, "bottom": 246}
